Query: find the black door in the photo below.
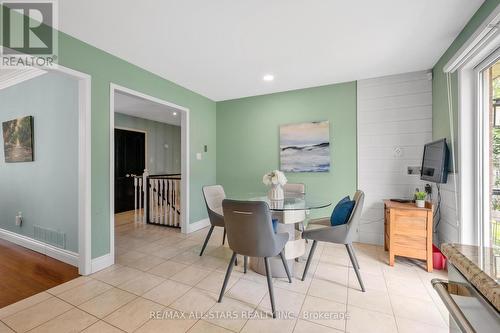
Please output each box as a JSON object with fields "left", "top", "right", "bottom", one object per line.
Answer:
{"left": 115, "top": 129, "right": 146, "bottom": 213}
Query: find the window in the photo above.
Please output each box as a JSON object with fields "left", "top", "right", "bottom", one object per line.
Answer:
{"left": 442, "top": 6, "right": 499, "bottom": 246}
{"left": 487, "top": 60, "right": 500, "bottom": 249}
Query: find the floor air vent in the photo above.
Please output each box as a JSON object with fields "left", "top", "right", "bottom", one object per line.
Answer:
{"left": 34, "top": 225, "right": 66, "bottom": 249}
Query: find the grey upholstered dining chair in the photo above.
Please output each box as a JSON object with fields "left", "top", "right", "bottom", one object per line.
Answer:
{"left": 218, "top": 200, "right": 292, "bottom": 318}
{"left": 200, "top": 185, "right": 227, "bottom": 256}
{"left": 301, "top": 190, "right": 366, "bottom": 292}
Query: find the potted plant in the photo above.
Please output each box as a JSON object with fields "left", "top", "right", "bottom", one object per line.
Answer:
{"left": 263, "top": 170, "right": 287, "bottom": 200}
{"left": 415, "top": 191, "right": 427, "bottom": 208}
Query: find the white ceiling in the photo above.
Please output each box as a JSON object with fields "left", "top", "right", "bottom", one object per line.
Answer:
{"left": 59, "top": 0, "right": 484, "bottom": 101}
{"left": 115, "top": 91, "right": 181, "bottom": 126}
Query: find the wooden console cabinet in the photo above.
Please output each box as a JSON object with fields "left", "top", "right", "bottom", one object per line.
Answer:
{"left": 383, "top": 200, "right": 433, "bottom": 272}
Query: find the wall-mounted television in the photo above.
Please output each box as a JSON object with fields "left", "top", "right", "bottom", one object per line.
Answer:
{"left": 420, "top": 138, "right": 449, "bottom": 184}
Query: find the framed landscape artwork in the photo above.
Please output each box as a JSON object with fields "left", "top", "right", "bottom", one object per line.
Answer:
{"left": 2, "top": 116, "right": 34, "bottom": 163}
{"left": 280, "top": 120, "right": 330, "bottom": 172}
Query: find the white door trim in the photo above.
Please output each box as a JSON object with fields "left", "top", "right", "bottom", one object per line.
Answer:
{"left": 109, "top": 83, "right": 190, "bottom": 268}
{"left": 45, "top": 65, "right": 92, "bottom": 275}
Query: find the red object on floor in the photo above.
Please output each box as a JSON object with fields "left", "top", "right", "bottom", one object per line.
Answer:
{"left": 432, "top": 244, "right": 446, "bottom": 270}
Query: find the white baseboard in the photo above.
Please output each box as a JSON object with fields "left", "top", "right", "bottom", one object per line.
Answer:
{"left": 0, "top": 228, "right": 79, "bottom": 266}
{"left": 91, "top": 253, "right": 114, "bottom": 274}
{"left": 187, "top": 218, "right": 210, "bottom": 233}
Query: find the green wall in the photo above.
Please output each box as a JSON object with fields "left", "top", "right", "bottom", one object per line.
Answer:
{"left": 1, "top": 13, "right": 216, "bottom": 258}
{"left": 0, "top": 72, "right": 79, "bottom": 252}
{"left": 1, "top": 6, "right": 212, "bottom": 258}
{"left": 3, "top": 0, "right": 496, "bottom": 260}
{"left": 433, "top": 0, "right": 500, "bottom": 156}
{"left": 56, "top": 33, "right": 217, "bottom": 258}
{"left": 216, "top": 82, "right": 357, "bottom": 219}
{"left": 115, "top": 113, "right": 181, "bottom": 175}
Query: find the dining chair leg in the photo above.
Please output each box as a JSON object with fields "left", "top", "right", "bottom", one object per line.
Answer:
{"left": 301, "top": 240, "right": 317, "bottom": 281}
{"left": 222, "top": 228, "right": 226, "bottom": 245}
{"left": 218, "top": 251, "right": 237, "bottom": 302}
{"left": 345, "top": 244, "right": 365, "bottom": 292}
{"left": 264, "top": 257, "right": 276, "bottom": 319}
{"left": 299, "top": 223, "right": 308, "bottom": 244}
{"left": 279, "top": 252, "right": 292, "bottom": 283}
{"left": 199, "top": 225, "right": 214, "bottom": 256}
{"left": 243, "top": 256, "right": 248, "bottom": 274}
{"left": 347, "top": 243, "right": 360, "bottom": 269}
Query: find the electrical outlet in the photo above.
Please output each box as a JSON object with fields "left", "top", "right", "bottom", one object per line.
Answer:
{"left": 15, "top": 212, "right": 23, "bottom": 226}
{"left": 407, "top": 166, "right": 421, "bottom": 175}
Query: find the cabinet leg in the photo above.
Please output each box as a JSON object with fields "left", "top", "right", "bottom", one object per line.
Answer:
{"left": 426, "top": 258, "right": 433, "bottom": 272}
{"left": 389, "top": 252, "right": 394, "bottom": 266}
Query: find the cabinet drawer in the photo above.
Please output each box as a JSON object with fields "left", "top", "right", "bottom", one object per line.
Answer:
{"left": 393, "top": 234, "right": 427, "bottom": 250}
{"left": 394, "top": 214, "right": 427, "bottom": 229}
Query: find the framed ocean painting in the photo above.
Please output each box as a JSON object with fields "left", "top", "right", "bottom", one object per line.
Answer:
{"left": 2, "top": 116, "right": 34, "bottom": 163}
{"left": 280, "top": 120, "right": 330, "bottom": 172}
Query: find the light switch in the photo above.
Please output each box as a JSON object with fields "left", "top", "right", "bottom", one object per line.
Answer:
{"left": 196, "top": 153, "right": 202, "bottom": 160}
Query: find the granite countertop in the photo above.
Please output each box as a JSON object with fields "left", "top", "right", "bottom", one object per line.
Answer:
{"left": 441, "top": 243, "right": 500, "bottom": 311}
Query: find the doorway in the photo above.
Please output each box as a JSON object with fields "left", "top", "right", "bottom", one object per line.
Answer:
{"left": 0, "top": 66, "right": 91, "bottom": 275}
{"left": 109, "top": 84, "right": 190, "bottom": 265}
{"left": 114, "top": 128, "right": 146, "bottom": 214}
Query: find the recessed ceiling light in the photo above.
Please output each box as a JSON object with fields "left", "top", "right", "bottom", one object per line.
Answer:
{"left": 173, "top": 112, "right": 177, "bottom": 116}
{"left": 263, "top": 74, "right": 274, "bottom": 82}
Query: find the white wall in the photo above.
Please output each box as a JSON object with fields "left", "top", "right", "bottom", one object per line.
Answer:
{"left": 357, "top": 70, "right": 433, "bottom": 245}
{"left": 0, "top": 72, "right": 79, "bottom": 252}
{"left": 435, "top": 174, "right": 459, "bottom": 244}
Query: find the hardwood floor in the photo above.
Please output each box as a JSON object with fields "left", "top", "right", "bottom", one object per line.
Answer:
{"left": 115, "top": 209, "right": 140, "bottom": 227}
{"left": 0, "top": 238, "right": 79, "bottom": 308}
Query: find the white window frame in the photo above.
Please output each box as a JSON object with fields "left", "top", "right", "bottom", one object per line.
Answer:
{"left": 444, "top": 4, "right": 500, "bottom": 246}
{"left": 475, "top": 50, "right": 500, "bottom": 248}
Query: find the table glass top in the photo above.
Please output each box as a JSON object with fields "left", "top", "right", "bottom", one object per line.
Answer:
{"left": 227, "top": 192, "right": 332, "bottom": 211}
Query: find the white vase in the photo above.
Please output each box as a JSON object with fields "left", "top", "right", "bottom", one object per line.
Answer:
{"left": 415, "top": 200, "right": 425, "bottom": 208}
{"left": 268, "top": 184, "right": 284, "bottom": 201}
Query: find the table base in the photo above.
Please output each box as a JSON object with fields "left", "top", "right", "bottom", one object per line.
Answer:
{"left": 249, "top": 256, "right": 295, "bottom": 278}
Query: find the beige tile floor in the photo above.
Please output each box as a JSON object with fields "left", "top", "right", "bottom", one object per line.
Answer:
{"left": 0, "top": 222, "right": 449, "bottom": 333}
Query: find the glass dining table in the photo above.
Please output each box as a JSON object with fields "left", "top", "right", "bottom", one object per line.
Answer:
{"left": 226, "top": 192, "right": 332, "bottom": 277}
{"left": 228, "top": 192, "right": 332, "bottom": 212}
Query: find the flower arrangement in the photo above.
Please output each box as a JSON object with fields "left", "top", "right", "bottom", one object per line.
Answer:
{"left": 263, "top": 170, "right": 287, "bottom": 200}
{"left": 262, "top": 170, "right": 288, "bottom": 187}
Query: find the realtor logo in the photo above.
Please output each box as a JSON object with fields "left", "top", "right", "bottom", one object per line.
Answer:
{"left": 1, "top": 0, "right": 58, "bottom": 67}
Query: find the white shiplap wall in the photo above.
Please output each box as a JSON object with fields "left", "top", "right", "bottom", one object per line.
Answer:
{"left": 435, "top": 174, "right": 459, "bottom": 244}
{"left": 357, "top": 71, "right": 433, "bottom": 245}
